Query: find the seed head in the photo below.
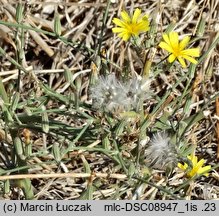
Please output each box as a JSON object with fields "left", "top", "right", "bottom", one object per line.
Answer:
{"left": 144, "top": 132, "right": 177, "bottom": 169}
{"left": 90, "top": 74, "right": 151, "bottom": 113}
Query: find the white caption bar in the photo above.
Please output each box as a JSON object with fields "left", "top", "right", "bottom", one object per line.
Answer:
{"left": 0, "top": 201, "right": 218, "bottom": 216}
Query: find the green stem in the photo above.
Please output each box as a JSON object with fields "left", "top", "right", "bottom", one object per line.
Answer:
{"left": 0, "top": 77, "right": 9, "bottom": 104}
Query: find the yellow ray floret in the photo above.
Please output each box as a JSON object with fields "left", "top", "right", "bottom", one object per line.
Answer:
{"left": 159, "top": 32, "right": 200, "bottom": 68}
{"left": 112, "top": 8, "right": 150, "bottom": 41}
{"left": 178, "top": 154, "right": 211, "bottom": 178}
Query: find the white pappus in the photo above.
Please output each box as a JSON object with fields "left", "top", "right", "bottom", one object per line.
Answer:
{"left": 89, "top": 73, "right": 151, "bottom": 113}
{"left": 144, "top": 132, "right": 177, "bottom": 169}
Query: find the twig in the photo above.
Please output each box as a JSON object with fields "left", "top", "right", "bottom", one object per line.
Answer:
{"left": 0, "top": 172, "right": 127, "bottom": 181}
{"left": 216, "top": 97, "right": 219, "bottom": 159}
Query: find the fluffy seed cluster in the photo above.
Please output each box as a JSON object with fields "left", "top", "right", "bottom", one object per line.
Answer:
{"left": 144, "top": 132, "right": 176, "bottom": 169}
{"left": 90, "top": 73, "right": 151, "bottom": 112}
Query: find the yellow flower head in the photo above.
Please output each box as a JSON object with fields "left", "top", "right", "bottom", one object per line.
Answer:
{"left": 159, "top": 32, "right": 200, "bottom": 68}
{"left": 112, "top": 8, "right": 150, "bottom": 41}
{"left": 178, "top": 154, "right": 211, "bottom": 178}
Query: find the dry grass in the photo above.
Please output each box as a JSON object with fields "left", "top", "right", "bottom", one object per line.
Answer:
{"left": 0, "top": 0, "right": 219, "bottom": 200}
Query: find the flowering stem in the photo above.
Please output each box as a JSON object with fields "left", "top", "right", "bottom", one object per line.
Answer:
{"left": 136, "top": 107, "right": 146, "bottom": 166}
{"left": 112, "top": 140, "right": 128, "bottom": 174}
{"left": 0, "top": 77, "right": 9, "bottom": 104}
{"left": 136, "top": 130, "right": 143, "bottom": 166}
{"left": 174, "top": 164, "right": 219, "bottom": 193}
{"left": 134, "top": 176, "right": 183, "bottom": 200}
{"left": 198, "top": 35, "right": 219, "bottom": 63}
{"left": 97, "top": 0, "right": 111, "bottom": 56}
{"left": 152, "top": 55, "right": 169, "bottom": 69}
{"left": 173, "top": 176, "right": 196, "bottom": 193}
